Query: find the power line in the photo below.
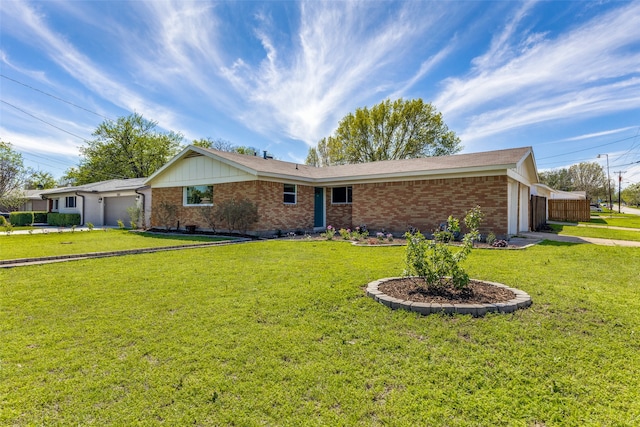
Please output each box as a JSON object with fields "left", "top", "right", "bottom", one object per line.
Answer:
{"left": 1, "top": 74, "right": 111, "bottom": 120}
{"left": 1, "top": 99, "right": 91, "bottom": 142}
{"left": 536, "top": 134, "right": 639, "bottom": 160}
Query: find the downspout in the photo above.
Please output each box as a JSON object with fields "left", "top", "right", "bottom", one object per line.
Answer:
{"left": 135, "top": 186, "right": 147, "bottom": 229}
{"left": 75, "top": 192, "right": 85, "bottom": 225}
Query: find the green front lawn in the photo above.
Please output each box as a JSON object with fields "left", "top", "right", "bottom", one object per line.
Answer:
{"left": 584, "top": 212, "right": 640, "bottom": 228}
{"left": 1, "top": 241, "right": 639, "bottom": 425}
{"left": 0, "top": 229, "right": 231, "bottom": 260}
{"left": 549, "top": 223, "right": 640, "bottom": 242}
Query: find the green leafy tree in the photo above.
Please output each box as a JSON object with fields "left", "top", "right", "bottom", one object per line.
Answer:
{"left": 404, "top": 206, "right": 483, "bottom": 290}
{"left": 306, "top": 98, "right": 461, "bottom": 166}
{"left": 26, "top": 170, "right": 57, "bottom": 190}
{"left": 0, "top": 140, "right": 28, "bottom": 209}
{"left": 64, "top": 113, "right": 183, "bottom": 185}
{"left": 192, "top": 137, "right": 234, "bottom": 151}
{"left": 192, "top": 137, "right": 258, "bottom": 156}
{"left": 622, "top": 183, "right": 640, "bottom": 207}
{"left": 568, "top": 162, "right": 607, "bottom": 200}
{"left": 539, "top": 168, "right": 573, "bottom": 191}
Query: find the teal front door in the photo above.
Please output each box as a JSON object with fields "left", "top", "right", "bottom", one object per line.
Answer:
{"left": 314, "top": 187, "right": 324, "bottom": 228}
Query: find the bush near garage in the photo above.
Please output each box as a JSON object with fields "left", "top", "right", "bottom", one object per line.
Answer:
{"left": 33, "top": 211, "right": 48, "bottom": 223}
{"left": 9, "top": 211, "right": 34, "bottom": 226}
{"left": 47, "top": 213, "right": 81, "bottom": 227}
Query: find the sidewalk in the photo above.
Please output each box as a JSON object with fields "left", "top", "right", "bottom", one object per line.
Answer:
{"left": 520, "top": 231, "right": 640, "bottom": 247}
{"left": 1, "top": 225, "right": 115, "bottom": 235}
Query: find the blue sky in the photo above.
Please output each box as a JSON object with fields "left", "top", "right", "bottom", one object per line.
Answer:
{"left": 1, "top": 1, "right": 639, "bottom": 188}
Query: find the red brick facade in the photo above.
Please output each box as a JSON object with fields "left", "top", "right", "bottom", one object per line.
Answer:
{"left": 152, "top": 175, "right": 509, "bottom": 236}
{"left": 351, "top": 176, "right": 508, "bottom": 236}
{"left": 151, "top": 180, "right": 314, "bottom": 233}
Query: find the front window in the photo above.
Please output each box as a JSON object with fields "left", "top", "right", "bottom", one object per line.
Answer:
{"left": 184, "top": 185, "right": 213, "bottom": 206}
{"left": 65, "top": 196, "right": 76, "bottom": 208}
{"left": 53, "top": 199, "right": 59, "bottom": 211}
{"left": 332, "top": 186, "right": 352, "bottom": 204}
{"left": 283, "top": 184, "right": 297, "bottom": 204}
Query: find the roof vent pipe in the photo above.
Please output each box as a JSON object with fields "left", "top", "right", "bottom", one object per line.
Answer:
{"left": 263, "top": 150, "right": 267, "bottom": 159}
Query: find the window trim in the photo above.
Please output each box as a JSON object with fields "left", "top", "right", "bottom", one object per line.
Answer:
{"left": 331, "top": 186, "right": 352, "bottom": 204}
{"left": 183, "top": 185, "right": 214, "bottom": 206}
{"left": 283, "top": 183, "right": 297, "bottom": 205}
{"left": 65, "top": 196, "right": 77, "bottom": 208}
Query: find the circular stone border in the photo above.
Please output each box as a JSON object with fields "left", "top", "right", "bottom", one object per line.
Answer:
{"left": 366, "top": 277, "right": 532, "bottom": 317}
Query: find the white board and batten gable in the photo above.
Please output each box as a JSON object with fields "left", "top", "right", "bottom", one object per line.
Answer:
{"left": 505, "top": 148, "right": 538, "bottom": 186}
{"left": 146, "top": 147, "right": 256, "bottom": 188}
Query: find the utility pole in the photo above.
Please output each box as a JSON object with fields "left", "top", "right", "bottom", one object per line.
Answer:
{"left": 614, "top": 171, "right": 626, "bottom": 213}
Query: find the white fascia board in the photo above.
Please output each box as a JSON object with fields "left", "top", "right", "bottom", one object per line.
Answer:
{"left": 507, "top": 168, "right": 534, "bottom": 186}
{"left": 516, "top": 149, "right": 539, "bottom": 183}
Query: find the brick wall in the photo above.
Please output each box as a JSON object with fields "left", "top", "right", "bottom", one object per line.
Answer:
{"left": 151, "top": 181, "right": 314, "bottom": 233}
{"left": 352, "top": 176, "right": 509, "bottom": 235}
{"left": 325, "top": 192, "right": 352, "bottom": 229}
{"left": 151, "top": 176, "right": 510, "bottom": 235}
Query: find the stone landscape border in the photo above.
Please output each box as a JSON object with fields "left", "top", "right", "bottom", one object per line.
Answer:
{"left": 366, "top": 277, "right": 532, "bottom": 317}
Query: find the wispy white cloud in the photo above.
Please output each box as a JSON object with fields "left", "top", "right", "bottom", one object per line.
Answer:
{"left": 1, "top": 1, "right": 180, "bottom": 132}
{"left": 435, "top": 1, "right": 640, "bottom": 146}
{"left": 219, "top": 1, "right": 452, "bottom": 145}
{"left": 559, "top": 127, "right": 639, "bottom": 143}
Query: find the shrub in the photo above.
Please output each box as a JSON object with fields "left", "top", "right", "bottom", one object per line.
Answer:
{"left": 127, "top": 205, "right": 143, "bottom": 229}
{"left": 215, "top": 198, "right": 259, "bottom": 234}
{"left": 486, "top": 232, "right": 496, "bottom": 246}
{"left": 321, "top": 225, "right": 336, "bottom": 240}
{"left": 492, "top": 240, "right": 509, "bottom": 248}
{"left": 338, "top": 228, "right": 351, "bottom": 240}
{"left": 47, "top": 213, "right": 81, "bottom": 227}
{"left": 117, "top": 219, "right": 125, "bottom": 229}
{"left": 199, "top": 206, "right": 217, "bottom": 233}
{"left": 9, "top": 211, "right": 34, "bottom": 226}
{"left": 86, "top": 222, "right": 94, "bottom": 231}
{"left": 156, "top": 201, "right": 177, "bottom": 231}
{"left": 404, "top": 206, "right": 484, "bottom": 290}
{"left": 0, "top": 215, "right": 7, "bottom": 227}
{"left": 33, "top": 211, "right": 48, "bottom": 223}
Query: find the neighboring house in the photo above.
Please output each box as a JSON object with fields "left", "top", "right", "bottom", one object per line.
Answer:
{"left": 0, "top": 189, "right": 48, "bottom": 212}
{"left": 531, "top": 183, "right": 589, "bottom": 223}
{"left": 145, "top": 145, "right": 539, "bottom": 237}
{"left": 531, "top": 184, "right": 586, "bottom": 201}
{"left": 18, "top": 190, "right": 49, "bottom": 212}
{"left": 41, "top": 178, "right": 151, "bottom": 227}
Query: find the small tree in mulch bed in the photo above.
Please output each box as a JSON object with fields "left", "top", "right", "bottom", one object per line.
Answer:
{"left": 404, "top": 206, "right": 484, "bottom": 290}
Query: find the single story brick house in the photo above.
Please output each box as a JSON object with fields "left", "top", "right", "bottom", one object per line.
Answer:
{"left": 145, "top": 145, "right": 539, "bottom": 237}
{"left": 41, "top": 178, "right": 151, "bottom": 227}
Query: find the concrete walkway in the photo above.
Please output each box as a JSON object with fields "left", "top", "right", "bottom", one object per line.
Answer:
{"left": 519, "top": 231, "right": 640, "bottom": 247}
{"left": 0, "top": 225, "right": 110, "bottom": 235}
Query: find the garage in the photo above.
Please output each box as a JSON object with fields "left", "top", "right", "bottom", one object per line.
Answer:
{"left": 104, "top": 196, "right": 137, "bottom": 226}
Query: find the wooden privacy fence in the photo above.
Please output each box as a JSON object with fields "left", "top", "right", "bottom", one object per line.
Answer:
{"left": 548, "top": 199, "right": 591, "bottom": 222}
{"left": 530, "top": 195, "right": 547, "bottom": 231}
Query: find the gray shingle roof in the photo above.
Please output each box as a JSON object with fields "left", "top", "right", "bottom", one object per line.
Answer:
{"left": 41, "top": 178, "right": 148, "bottom": 195}
{"left": 200, "top": 146, "right": 533, "bottom": 182}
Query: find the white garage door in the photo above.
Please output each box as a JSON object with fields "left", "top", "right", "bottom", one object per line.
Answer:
{"left": 104, "top": 196, "right": 137, "bottom": 226}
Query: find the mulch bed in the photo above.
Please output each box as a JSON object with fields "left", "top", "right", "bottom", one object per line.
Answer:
{"left": 378, "top": 277, "right": 516, "bottom": 304}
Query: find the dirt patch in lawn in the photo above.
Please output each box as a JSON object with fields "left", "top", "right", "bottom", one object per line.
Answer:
{"left": 378, "top": 277, "right": 516, "bottom": 304}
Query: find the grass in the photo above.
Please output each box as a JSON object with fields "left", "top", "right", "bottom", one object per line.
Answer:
{"left": 548, "top": 212, "right": 640, "bottom": 241}
{"left": 0, "top": 229, "right": 231, "bottom": 260}
{"left": 1, "top": 240, "right": 639, "bottom": 425}
{"left": 583, "top": 212, "right": 640, "bottom": 228}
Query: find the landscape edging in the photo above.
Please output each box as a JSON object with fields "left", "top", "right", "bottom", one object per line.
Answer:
{"left": 366, "top": 277, "right": 532, "bottom": 317}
